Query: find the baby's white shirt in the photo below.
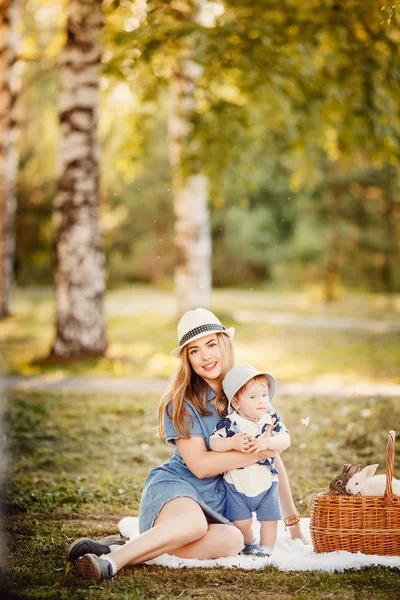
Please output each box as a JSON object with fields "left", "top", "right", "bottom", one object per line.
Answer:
{"left": 216, "top": 411, "right": 278, "bottom": 497}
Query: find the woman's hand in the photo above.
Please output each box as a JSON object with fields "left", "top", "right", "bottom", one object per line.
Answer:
{"left": 176, "top": 436, "right": 266, "bottom": 478}
{"left": 231, "top": 433, "right": 249, "bottom": 452}
{"left": 257, "top": 448, "right": 277, "bottom": 459}
{"left": 286, "top": 522, "right": 309, "bottom": 545}
{"left": 262, "top": 423, "right": 274, "bottom": 438}
{"left": 248, "top": 435, "right": 271, "bottom": 452}
{"left": 231, "top": 433, "right": 260, "bottom": 453}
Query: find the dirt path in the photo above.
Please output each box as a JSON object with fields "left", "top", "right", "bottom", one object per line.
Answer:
{"left": 103, "top": 297, "right": 400, "bottom": 333}
{"left": 2, "top": 374, "right": 400, "bottom": 398}
{"left": 233, "top": 309, "right": 400, "bottom": 333}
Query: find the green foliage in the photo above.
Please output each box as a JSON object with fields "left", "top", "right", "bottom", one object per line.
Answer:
{"left": 100, "top": 92, "right": 175, "bottom": 285}
{"left": 382, "top": 3, "right": 400, "bottom": 24}
{"left": 12, "top": 0, "right": 400, "bottom": 292}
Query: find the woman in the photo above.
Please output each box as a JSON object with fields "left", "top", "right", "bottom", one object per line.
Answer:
{"left": 67, "top": 308, "right": 306, "bottom": 580}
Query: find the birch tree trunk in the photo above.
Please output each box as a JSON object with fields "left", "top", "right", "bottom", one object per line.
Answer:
{"left": 52, "top": 0, "right": 107, "bottom": 357}
{"left": 0, "top": 0, "right": 16, "bottom": 319}
{"left": 168, "top": 2, "right": 211, "bottom": 315}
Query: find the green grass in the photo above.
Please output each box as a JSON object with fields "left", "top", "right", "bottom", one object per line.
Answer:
{"left": 2, "top": 285, "right": 400, "bottom": 598}
{"left": 2, "top": 389, "right": 400, "bottom": 599}
{"left": 1, "top": 285, "right": 400, "bottom": 383}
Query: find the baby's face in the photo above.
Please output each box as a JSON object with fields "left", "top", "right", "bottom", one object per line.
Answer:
{"left": 233, "top": 378, "right": 270, "bottom": 419}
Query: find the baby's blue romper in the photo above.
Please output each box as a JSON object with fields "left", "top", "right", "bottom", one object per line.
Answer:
{"left": 138, "top": 387, "right": 231, "bottom": 533}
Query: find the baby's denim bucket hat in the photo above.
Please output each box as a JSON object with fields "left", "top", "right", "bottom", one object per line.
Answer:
{"left": 223, "top": 364, "right": 276, "bottom": 413}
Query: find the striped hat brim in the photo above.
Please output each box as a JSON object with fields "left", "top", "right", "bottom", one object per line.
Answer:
{"left": 171, "top": 326, "right": 235, "bottom": 358}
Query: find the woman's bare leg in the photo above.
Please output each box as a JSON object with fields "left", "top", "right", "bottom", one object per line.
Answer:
{"left": 274, "top": 454, "right": 308, "bottom": 544}
{"left": 170, "top": 523, "right": 243, "bottom": 559}
{"left": 105, "top": 497, "right": 243, "bottom": 569}
{"left": 155, "top": 497, "right": 244, "bottom": 560}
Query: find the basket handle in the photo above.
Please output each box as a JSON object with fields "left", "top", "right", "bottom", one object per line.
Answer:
{"left": 383, "top": 430, "right": 395, "bottom": 503}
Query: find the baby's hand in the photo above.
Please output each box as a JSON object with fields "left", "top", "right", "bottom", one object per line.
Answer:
{"left": 247, "top": 436, "right": 269, "bottom": 452}
{"left": 231, "top": 433, "right": 255, "bottom": 453}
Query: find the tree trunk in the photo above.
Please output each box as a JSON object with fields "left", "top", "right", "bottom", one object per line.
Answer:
{"left": 168, "top": 2, "right": 212, "bottom": 316}
{"left": 52, "top": 0, "right": 107, "bottom": 357}
{"left": 0, "top": 0, "right": 16, "bottom": 319}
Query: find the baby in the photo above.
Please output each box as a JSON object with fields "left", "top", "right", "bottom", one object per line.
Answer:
{"left": 210, "top": 364, "right": 291, "bottom": 557}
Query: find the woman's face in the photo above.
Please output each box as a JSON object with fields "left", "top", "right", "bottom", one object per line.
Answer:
{"left": 187, "top": 334, "right": 223, "bottom": 388}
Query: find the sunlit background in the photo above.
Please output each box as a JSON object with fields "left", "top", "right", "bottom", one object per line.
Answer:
{"left": 1, "top": 3, "right": 400, "bottom": 597}
{"left": 12, "top": 1, "right": 400, "bottom": 294}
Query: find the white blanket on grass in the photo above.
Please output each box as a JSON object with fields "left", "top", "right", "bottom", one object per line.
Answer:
{"left": 118, "top": 516, "right": 400, "bottom": 572}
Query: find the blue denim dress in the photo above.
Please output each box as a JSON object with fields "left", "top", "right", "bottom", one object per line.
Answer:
{"left": 138, "top": 388, "right": 231, "bottom": 533}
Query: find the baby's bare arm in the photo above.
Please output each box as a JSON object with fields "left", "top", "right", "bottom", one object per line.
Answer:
{"left": 210, "top": 433, "right": 257, "bottom": 453}
{"left": 209, "top": 435, "right": 234, "bottom": 452}
{"left": 177, "top": 437, "right": 275, "bottom": 479}
{"left": 263, "top": 432, "right": 291, "bottom": 451}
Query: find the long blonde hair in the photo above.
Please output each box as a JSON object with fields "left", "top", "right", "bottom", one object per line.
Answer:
{"left": 158, "top": 332, "right": 235, "bottom": 439}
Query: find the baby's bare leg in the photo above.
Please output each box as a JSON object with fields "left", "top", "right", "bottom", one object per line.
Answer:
{"left": 259, "top": 520, "right": 277, "bottom": 549}
{"left": 232, "top": 518, "right": 254, "bottom": 545}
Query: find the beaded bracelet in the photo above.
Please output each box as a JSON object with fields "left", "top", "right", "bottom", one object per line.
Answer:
{"left": 284, "top": 513, "right": 300, "bottom": 528}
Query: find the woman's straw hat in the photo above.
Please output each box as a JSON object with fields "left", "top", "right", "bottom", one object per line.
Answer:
{"left": 171, "top": 308, "right": 235, "bottom": 358}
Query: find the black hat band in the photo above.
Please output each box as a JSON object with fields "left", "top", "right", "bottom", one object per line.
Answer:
{"left": 179, "top": 323, "right": 225, "bottom": 347}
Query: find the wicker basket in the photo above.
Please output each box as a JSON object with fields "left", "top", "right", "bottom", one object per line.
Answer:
{"left": 310, "top": 430, "right": 400, "bottom": 555}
